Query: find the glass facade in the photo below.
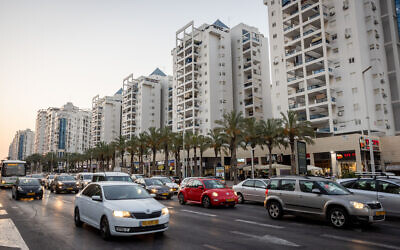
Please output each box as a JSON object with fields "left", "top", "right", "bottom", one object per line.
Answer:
{"left": 58, "top": 118, "right": 66, "bottom": 150}
{"left": 17, "top": 134, "right": 24, "bottom": 160}
{"left": 396, "top": 0, "right": 400, "bottom": 39}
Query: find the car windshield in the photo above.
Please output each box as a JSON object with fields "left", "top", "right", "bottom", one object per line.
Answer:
{"left": 316, "top": 181, "right": 351, "bottom": 195}
{"left": 19, "top": 179, "right": 40, "bottom": 186}
{"left": 145, "top": 179, "right": 163, "bottom": 186}
{"left": 103, "top": 185, "right": 151, "bottom": 200}
{"left": 203, "top": 180, "right": 225, "bottom": 189}
{"left": 58, "top": 176, "right": 75, "bottom": 181}
{"left": 48, "top": 175, "right": 55, "bottom": 179}
{"left": 83, "top": 175, "right": 92, "bottom": 180}
{"left": 31, "top": 174, "right": 44, "bottom": 178}
{"left": 157, "top": 178, "right": 172, "bottom": 184}
{"left": 106, "top": 176, "right": 132, "bottom": 182}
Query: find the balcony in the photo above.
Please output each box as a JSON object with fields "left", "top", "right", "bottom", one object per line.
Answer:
{"left": 244, "top": 82, "right": 252, "bottom": 88}
{"left": 310, "top": 114, "right": 328, "bottom": 120}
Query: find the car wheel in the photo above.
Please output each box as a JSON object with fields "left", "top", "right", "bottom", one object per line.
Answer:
{"left": 74, "top": 208, "right": 83, "bottom": 227}
{"left": 202, "top": 196, "right": 211, "bottom": 209}
{"left": 267, "top": 201, "right": 283, "bottom": 219}
{"left": 229, "top": 204, "right": 236, "bottom": 208}
{"left": 237, "top": 193, "right": 244, "bottom": 204}
{"left": 15, "top": 193, "right": 19, "bottom": 200}
{"left": 178, "top": 193, "right": 186, "bottom": 205}
{"left": 38, "top": 195, "right": 43, "bottom": 200}
{"left": 155, "top": 231, "right": 165, "bottom": 237}
{"left": 100, "top": 217, "right": 111, "bottom": 240}
{"left": 328, "top": 207, "right": 348, "bottom": 229}
{"left": 167, "top": 194, "right": 172, "bottom": 200}
{"left": 55, "top": 189, "right": 59, "bottom": 194}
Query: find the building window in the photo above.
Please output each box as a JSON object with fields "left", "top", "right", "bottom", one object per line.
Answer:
{"left": 352, "top": 87, "right": 357, "bottom": 94}
{"left": 353, "top": 103, "right": 359, "bottom": 111}
{"left": 273, "top": 34, "right": 277, "bottom": 39}
{"left": 272, "top": 11, "right": 275, "bottom": 16}
{"left": 349, "top": 57, "right": 355, "bottom": 63}
{"left": 272, "top": 22, "right": 276, "bottom": 27}
{"left": 337, "top": 91, "right": 343, "bottom": 96}
{"left": 332, "top": 34, "right": 338, "bottom": 40}
{"left": 277, "top": 105, "right": 281, "bottom": 111}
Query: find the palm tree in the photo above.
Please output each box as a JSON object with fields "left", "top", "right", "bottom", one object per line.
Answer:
{"left": 259, "top": 118, "right": 285, "bottom": 177}
{"left": 114, "top": 135, "right": 127, "bottom": 169}
{"left": 281, "top": 110, "right": 315, "bottom": 175}
{"left": 95, "top": 142, "right": 108, "bottom": 172}
{"left": 191, "top": 133, "right": 200, "bottom": 176}
{"left": 84, "top": 148, "right": 94, "bottom": 172}
{"left": 184, "top": 131, "right": 194, "bottom": 176}
{"left": 171, "top": 132, "right": 183, "bottom": 179}
{"left": 44, "top": 152, "right": 58, "bottom": 173}
{"left": 207, "top": 128, "right": 223, "bottom": 176}
{"left": 197, "top": 135, "right": 210, "bottom": 177}
{"left": 215, "top": 110, "right": 246, "bottom": 184}
{"left": 160, "top": 127, "right": 173, "bottom": 176}
{"left": 26, "top": 154, "right": 43, "bottom": 173}
{"left": 126, "top": 135, "right": 138, "bottom": 174}
{"left": 137, "top": 132, "right": 148, "bottom": 175}
{"left": 242, "top": 117, "right": 262, "bottom": 179}
{"left": 146, "top": 127, "right": 162, "bottom": 177}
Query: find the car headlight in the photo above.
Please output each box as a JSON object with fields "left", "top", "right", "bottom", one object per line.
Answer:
{"left": 37, "top": 187, "right": 42, "bottom": 191}
{"left": 170, "top": 188, "right": 174, "bottom": 192}
{"left": 1, "top": 180, "right": 5, "bottom": 184}
{"left": 17, "top": 186, "right": 23, "bottom": 191}
{"left": 350, "top": 201, "right": 366, "bottom": 209}
{"left": 212, "top": 192, "right": 218, "bottom": 197}
{"left": 113, "top": 211, "right": 131, "bottom": 218}
{"left": 151, "top": 188, "right": 158, "bottom": 193}
{"left": 162, "top": 207, "right": 169, "bottom": 216}
{"left": 234, "top": 191, "right": 237, "bottom": 196}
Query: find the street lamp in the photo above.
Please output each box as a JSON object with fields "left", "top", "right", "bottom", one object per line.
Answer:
{"left": 361, "top": 65, "right": 375, "bottom": 172}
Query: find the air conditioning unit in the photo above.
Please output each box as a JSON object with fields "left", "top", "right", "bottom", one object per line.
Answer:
{"left": 380, "top": 79, "right": 385, "bottom": 84}
{"left": 371, "top": 2, "right": 376, "bottom": 11}
{"left": 343, "top": 0, "right": 349, "bottom": 10}
{"left": 375, "top": 32, "right": 380, "bottom": 39}
{"left": 338, "top": 111, "right": 344, "bottom": 117}
{"left": 329, "top": 8, "right": 335, "bottom": 16}
{"left": 333, "top": 119, "right": 338, "bottom": 124}
{"left": 374, "top": 19, "right": 379, "bottom": 25}
{"left": 386, "top": 124, "right": 390, "bottom": 129}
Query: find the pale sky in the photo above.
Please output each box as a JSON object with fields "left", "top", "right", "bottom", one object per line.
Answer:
{"left": 0, "top": 0, "right": 269, "bottom": 159}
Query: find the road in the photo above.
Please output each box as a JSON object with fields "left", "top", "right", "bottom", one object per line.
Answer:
{"left": 1, "top": 188, "right": 400, "bottom": 250}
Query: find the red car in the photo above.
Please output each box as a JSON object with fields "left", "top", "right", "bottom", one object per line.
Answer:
{"left": 178, "top": 178, "right": 238, "bottom": 208}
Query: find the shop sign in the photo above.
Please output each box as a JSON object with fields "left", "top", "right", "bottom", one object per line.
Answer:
{"left": 215, "top": 166, "right": 224, "bottom": 177}
{"left": 336, "top": 151, "right": 356, "bottom": 161}
{"left": 359, "top": 137, "right": 379, "bottom": 151}
{"left": 296, "top": 141, "right": 307, "bottom": 175}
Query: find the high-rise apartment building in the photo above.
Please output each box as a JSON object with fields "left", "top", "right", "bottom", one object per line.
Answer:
{"left": 264, "top": 0, "right": 396, "bottom": 136}
{"left": 172, "top": 20, "right": 234, "bottom": 134}
{"left": 231, "top": 23, "right": 272, "bottom": 120}
{"left": 8, "top": 129, "right": 35, "bottom": 160}
{"left": 34, "top": 110, "right": 47, "bottom": 154}
{"left": 34, "top": 102, "right": 91, "bottom": 156}
{"left": 122, "top": 69, "right": 172, "bottom": 139}
{"left": 91, "top": 90, "right": 122, "bottom": 147}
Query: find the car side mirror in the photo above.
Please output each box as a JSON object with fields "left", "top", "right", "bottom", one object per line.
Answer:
{"left": 91, "top": 195, "right": 102, "bottom": 202}
{"left": 312, "top": 188, "right": 321, "bottom": 194}
{"left": 150, "top": 193, "right": 156, "bottom": 198}
{"left": 198, "top": 185, "right": 204, "bottom": 189}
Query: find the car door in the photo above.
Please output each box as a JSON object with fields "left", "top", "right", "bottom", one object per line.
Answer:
{"left": 348, "top": 179, "right": 378, "bottom": 201}
{"left": 79, "top": 184, "right": 96, "bottom": 223}
{"left": 253, "top": 180, "right": 267, "bottom": 202}
{"left": 296, "top": 180, "right": 325, "bottom": 214}
{"left": 190, "top": 180, "right": 204, "bottom": 202}
{"left": 278, "top": 179, "right": 298, "bottom": 211}
{"left": 377, "top": 180, "right": 400, "bottom": 216}
{"left": 241, "top": 180, "right": 255, "bottom": 201}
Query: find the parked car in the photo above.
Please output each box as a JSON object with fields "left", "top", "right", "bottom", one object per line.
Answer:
{"left": 44, "top": 174, "right": 56, "bottom": 189}
{"left": 74, "top": 182, "right": 169, "bottom": 240}
{"left": 151, "top": 177, "right": 179, "bottom": 194}
{"left": 205, "top": 176, "right": 225, "bottom": 184}
{"left": 12, "top": 177, "right": 43, "bottom": 200}
{"left": 178, "top": 178, "right": 238, "bottom": 208}
{"left": 76, "top": 172, "right": 93, "bottom": 189}
{"left": 264, "top": 176, "right": 385, "bottom": 228}
{"left": 135, "top": 178, "right": 173, "bottom": 199}
{"left": 233, "top": 179, "right": 269, "bottom": 203}
{"left": 131, "top": 174, "right": 144, "bottom": 181}
{"left": 170, "top": 176, "right": 181, "bottom": 185}
{"left": 30, "top": 174, "right": 46, "bottom": 186}
{"left": 337, "top": 177, "right": 400, "bottom": 217}
{"left": 92, "top": 172, "right": 133, "bottom": 183}
{"left": 51, "top": 175, "right": 79, "bottom": 194}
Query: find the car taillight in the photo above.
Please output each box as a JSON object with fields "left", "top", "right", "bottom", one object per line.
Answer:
{"left": 265, "top": 189, "right": 269, "bottom": 197}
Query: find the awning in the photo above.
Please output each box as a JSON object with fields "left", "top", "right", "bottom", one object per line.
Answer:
{"left": 242, "top": 164, "right": 291, "bottom": 171}
{"left": 307, "top": 165, "right": 322, "bottom": 171}
{"left": 385, "top": 165, "right": 400, "bottom": 171}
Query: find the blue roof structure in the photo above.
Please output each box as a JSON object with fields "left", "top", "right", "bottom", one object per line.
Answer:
{"left": 212, "top": 19, "right": 229, "bottom": 30}
{"left": 150, "top": 68, "right": 167, "bottom": 77}
{"left": 115, "top": 88, "right": 123, "bottom": 95}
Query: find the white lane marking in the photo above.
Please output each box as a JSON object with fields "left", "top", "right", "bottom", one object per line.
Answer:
{"left": 0, "top": 218, "right": 29, "bottom": 250}
{"left": 11, "top": 207, "right": 18, "bottom": 209}
{"left": 231, "top": 231, "right": 300, "bottom": 247}
{"left": 235, "top": 219, "right": 284, "bottom": 229}
{"left": 0, "top": 210, "right": 8, "bottom": 215}
{"left": 321, "top": 234, "right": 400, "bottom": 250}
{"left": 61, "top": 199, "right": 72, "bottom": 204}
{"left": 167, "top": 207, "right": 174, "bottom": 209}
{"left": 203, "top": 244, "right": 223, "bottom": 250}
{"left": 181, "top": 209, "right": 216, "bottom": 217}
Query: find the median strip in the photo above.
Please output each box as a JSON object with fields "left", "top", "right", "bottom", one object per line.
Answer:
{"left": 235, "top": 219, "right": 284, "bottom": 229}
{"left": 321, "top": 234, "right": 400, "bottom": 250}
{"left": 181, "top": 209, "right": 216, "bottom": 217}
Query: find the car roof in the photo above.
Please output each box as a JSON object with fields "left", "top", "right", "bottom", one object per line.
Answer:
{"left": 93, "top": 172, "right": 130, "bottom": 176}
{"left": 271, "top": 176, "right": 328, "bottom": 181}
{"left": 94, "top": 181, "right": 138, "bottom": 187}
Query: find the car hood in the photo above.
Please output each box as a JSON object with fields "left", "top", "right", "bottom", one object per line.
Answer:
{"left": 164, "top": 183, "right": 179, "bottom": 188}
{"left": 58, "top": 181, "right": 77, "bottom": 184}
{"left": 105, "top": 198, "right": 163, "bottom": 212}
{"left": 20, "top": 185, "right": 41, "bottom": 190}
{"left": 208, "top": 188, "right": 236, "bottom": 196}
{"left": 334, "top": 194, "right": 379, "bottom": 203}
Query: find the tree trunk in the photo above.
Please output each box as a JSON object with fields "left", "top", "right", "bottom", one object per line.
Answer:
{"left": 186, "top": 149, "right": 190, "bottom": 177}
{"left": 251, "top": 147, "right": 255, "bottom": 179}
{"left": 121, "top": 152, "right": 125, "bottom": 169}
{"left": 175, "top": 152, "right": 181, "bottom": 179}
{"left": 130, "top": 152, "right": 134, "bottom": 174}
{"left": 213, "top": 149, "right": 218, "bottom": 176}
{"left": 290, "top": 140, "right": 296, "bottom": 175}
{"left": 112, "top": 152, "right": 116, "bottom": 171}
{"left": 193, "top": 147, "right": 198, "bottom": 177}
{"left": 164, "top": 147, "right": 169, "bottom": 177}
{"left": 199, "top": 152, "right": 203, "bottom": 177}
{"left": 152, "top": 149, "right": 156, "bottom": 177}
{"left": 268, "top": 145, "right": 273, "bottom": 178}
{"left": 231, "top": 147, "right": 238, "bottom": 185}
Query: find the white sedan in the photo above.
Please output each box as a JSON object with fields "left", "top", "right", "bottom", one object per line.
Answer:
{"left": 74, "top": 181, "right": 169, "bottom": 240}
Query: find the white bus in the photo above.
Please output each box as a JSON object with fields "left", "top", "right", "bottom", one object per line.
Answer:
{"left": 0, "top": 160, "right": 27, "bottom": 188}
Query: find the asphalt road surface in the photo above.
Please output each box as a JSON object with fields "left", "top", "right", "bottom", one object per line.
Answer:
{"left": 1, "top": 188, "right": 400, "bottom": 250}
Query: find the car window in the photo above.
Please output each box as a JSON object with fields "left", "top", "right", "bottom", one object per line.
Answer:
{"left": 192, "top": 180, "right": 203, "bottom": 187}
{"left": 353, "top": 179, "right": 376, "bottom": 191}
{"left": 186, "top": 179, "right": 194, "bottom": 187}
{"left": 82, "top": 184, "right": 96, "bottom": 197}
{"left": 299, "top": 180, "right": 315, "bottom": 193}
{"left": 378, "top": 181, "right": 400, "bottom": 194}
{"left": 340, "top": 180, "right": 356, "bottom": 188}
{"left": 280, "top": 179, "right": 296, "bottom": 191}
{"left": 243, "top": 180, "right": 255, "bottom": 187}
{"left": 93, "top": 185, "right": 102, "bottom": 197}
{"left": 203, "top": 180, "right": 224, "bottom": 189}
{"left": 254, "top": 180, "right": 266, "bottom": 189}
{"left": 103, "top": 185, "right": 151, "bottom": 200}
{"left": 268, "top": 179, "right": 279, "bottom": 190}
{"left": 316, "top": 181, "right": 351, "bottom": 195}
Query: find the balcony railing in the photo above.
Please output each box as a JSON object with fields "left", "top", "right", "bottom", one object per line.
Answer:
{"left": 310, "top": 114, "right": 328, "bottom": 119}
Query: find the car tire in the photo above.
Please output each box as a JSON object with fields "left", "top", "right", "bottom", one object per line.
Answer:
{"left": 38, "top": 195, "right": 43, "bottom": 200}
{"left": 202, "top": 196, "right": 212, "bottom": 209}
{"left": 267, "top": 201, "right": 283, "bottom": 219}
{"left": 155, "top": 231, "right": 165, "bottom": 237}
{"left": 15, "top": 193, "right": 19, "bottom": 200}
{"left": 74, "top": 208, "right": 83, "bottom": 227}
{"left": 229, "top": 204, "right": 236, "bottom": 208}
{"left": 100, "top": 217, "right": 111, "bottom": 241}
{"left": 178, "top": 193, "right": 186, "bottom": 205}
{"left": 328, "top": 207, "right": 348, "bottom": 229}
{"left": 237, "top": 193, "right": 244, "bottom": 204}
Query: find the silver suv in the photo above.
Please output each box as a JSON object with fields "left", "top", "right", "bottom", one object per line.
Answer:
{"left": 264, "top": 176, "right": 385, "bottom": 228}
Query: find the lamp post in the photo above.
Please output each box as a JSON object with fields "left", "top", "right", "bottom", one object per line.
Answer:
{"left": 361, "top": 65, "right": 375, "bottom": 172}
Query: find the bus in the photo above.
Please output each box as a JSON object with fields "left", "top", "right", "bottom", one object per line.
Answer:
{"left": 0, "top": 160, "right": 27, "bottom": 188}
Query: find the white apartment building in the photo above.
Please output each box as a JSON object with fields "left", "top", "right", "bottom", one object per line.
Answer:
{"left": 265, "top": 0, "right": 396, "bottom": 136}
{"left": 172, "top": 20, "right": 234, "bottom": 134}
{"left": 122, "top": 69, "right": 172, "bottom": 139}
{"left": 35, "top": 102, "right": 91, "bottom": 156}
{"left": 34, "top": 110, "right": 47, "bottom": 154}
{"left": 91, "top": 90, "right": 122, "bottom": 147}
{"left": 231, "top": 23, "right": 272, "bottom": 120}
{"left": 8, "top": 129, "right": 35, "bottom": 160}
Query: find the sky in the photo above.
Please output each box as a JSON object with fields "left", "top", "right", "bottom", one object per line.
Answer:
{"left": 0, "top": 0, "right": 269, "bottom": 159}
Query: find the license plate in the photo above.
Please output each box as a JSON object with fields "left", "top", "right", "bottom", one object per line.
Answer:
{"left": 376, "top": 211, "right": 386, "bottom": 216}
{"left": 162, "top": 193, "right": 168, "bottom": 195}
{"left": 27, "top": 192, "right": 35, "bottom": 196}
{"left": 67, "top": 188, "right": 73, "bottom": 190}
{"left": 141, "top": 220, "right": 158, "bottom": 227}
{"left": 226, "top": 198, "right": 235, "bottom": 202}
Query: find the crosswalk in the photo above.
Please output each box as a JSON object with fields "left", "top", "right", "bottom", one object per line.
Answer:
{"left": 0, "top": 202, "right": 29, "bottom": 250}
